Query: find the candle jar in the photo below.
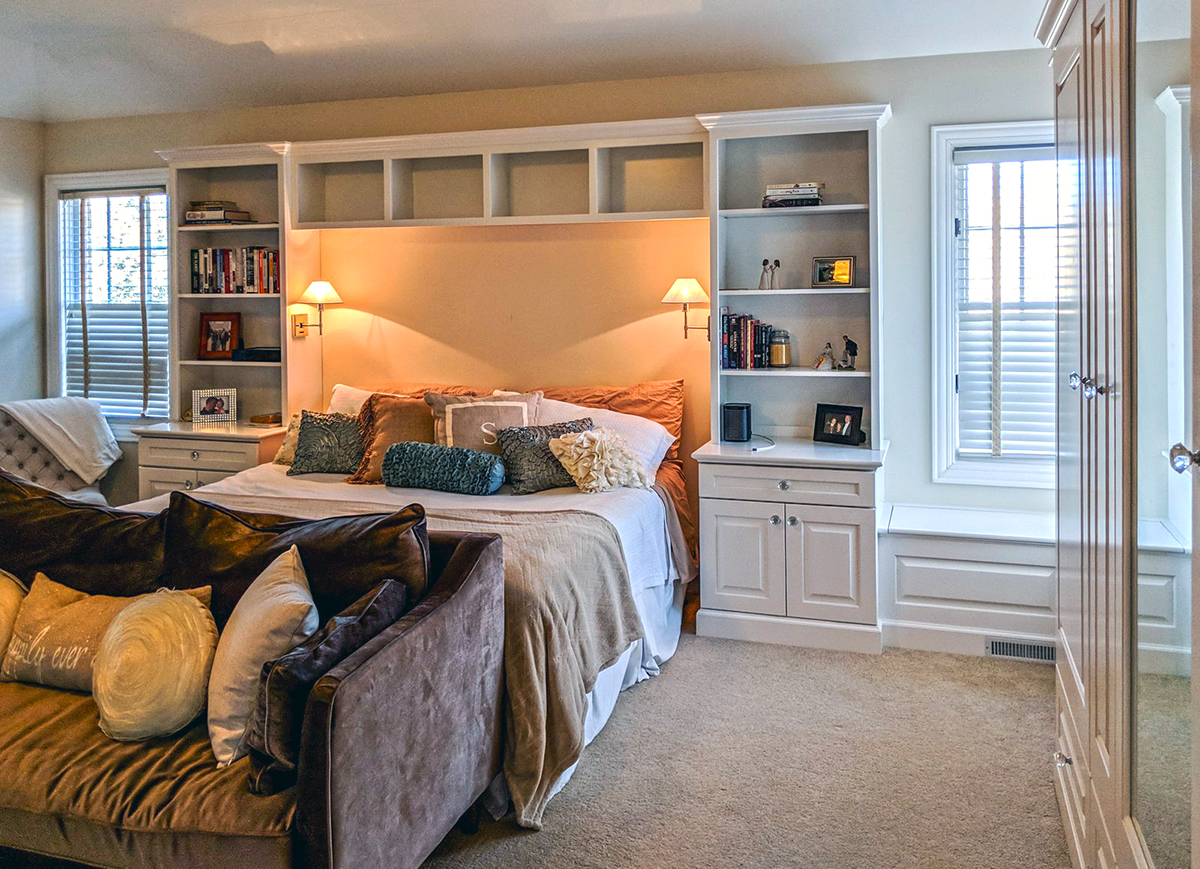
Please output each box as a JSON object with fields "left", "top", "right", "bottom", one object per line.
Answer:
{"left": 769, "top": 330, "right": 792, "bottom": 368}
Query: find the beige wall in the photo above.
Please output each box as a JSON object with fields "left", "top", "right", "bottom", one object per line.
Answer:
{"left": 45, "top": 47, "right": 1065, "bottom": 511}
{"left": 0, "top": 116, "right": 44, "bottom": 401}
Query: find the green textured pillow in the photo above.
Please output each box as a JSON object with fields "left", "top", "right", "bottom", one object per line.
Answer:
{"left": 382, "top": 442, "right": 505, "bottom": 495}
{"left": 497, "top": 418, "right": 593, "bottom": 494}
{"left": 288, "top": 410, "right": 364, "bottom": 476}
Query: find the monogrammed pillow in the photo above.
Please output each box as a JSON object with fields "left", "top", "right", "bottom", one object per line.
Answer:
{"left": 424, "top": 391, "right": 542, "bottom": 456}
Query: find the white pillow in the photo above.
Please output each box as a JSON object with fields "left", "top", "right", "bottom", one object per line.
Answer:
{"left": 94, "top": 590, "right": 219, "bottom": 741}
{"left": 207, "top": 545, "right": 320, "bottom": 766}
{"left": 0, "top": 570, "right": 27, "bottom": 668}
{"left": 326, "top": 383, "right": 404, "bottom": 415}
{"left": 536, "top": 398, "right": 675, "bottom": 478}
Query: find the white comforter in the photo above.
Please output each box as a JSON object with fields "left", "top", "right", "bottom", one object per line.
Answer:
{"left": 128, "top": 462, "right": 679, "bottom": 591}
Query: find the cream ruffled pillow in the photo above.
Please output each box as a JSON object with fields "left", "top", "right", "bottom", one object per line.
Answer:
{"left": 93, "top": 590, "right": 218, "bottom": 741}
{"left": 548, "top": 427, "right": 652, "bottom": 493}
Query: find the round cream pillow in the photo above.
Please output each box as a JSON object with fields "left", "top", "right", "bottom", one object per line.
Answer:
{"left": 93, "top": 590, "right": 218, "bottom": 741}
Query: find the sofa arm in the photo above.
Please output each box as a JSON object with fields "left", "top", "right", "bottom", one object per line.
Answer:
{"left": 295, "top": 532, "right": 505, "bottom": 869}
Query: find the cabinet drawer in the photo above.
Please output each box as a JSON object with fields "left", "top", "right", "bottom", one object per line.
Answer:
{"left": 139, "top": 437, "right": 258, "bottom": 472}
{"left": 699, "top": 463, "right": 874, "bottom": 508}
{"left": 139, "top": 467, "right": 199, "bottom": 501}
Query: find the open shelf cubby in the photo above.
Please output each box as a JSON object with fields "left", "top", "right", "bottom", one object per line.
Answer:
{"left": 718, "top": 130, "right": 869, "bottom": 211}
{"left": 297, "top": 160, "right": 385, "bottom": 224}
{"left": 489, "top": 150, "right": 589, "bottom": 217}
{"left": 174, "top": 163, "right": 280, "bottom": 225}
{"left": 597, "top": 142, "right": 704, "bottom": 214}
{"left": 393, "top": 155, "right": 485, "bottom": 220}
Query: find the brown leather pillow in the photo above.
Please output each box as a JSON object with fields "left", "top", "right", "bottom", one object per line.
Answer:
{"left": 537, "top": 380, "right": 685, "bottom": 460}
{"left": 163, "top": 493, "right": 429, "bottom": 628}
{"left": 349, "top": 393, "right": 436, "bottom": 484}
{"left": 0, "top": 469, "right": 166, "bottom": 595}
{"left": 244, "top": 579, "right": 409, "bottom": 794}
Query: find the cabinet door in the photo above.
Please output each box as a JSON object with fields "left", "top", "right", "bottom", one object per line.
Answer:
{"left": 138, "top": 467, "right": 198, "bottom": 500}
{"left": 784, "top": 505, "right": 876, "bottom": 625}
{"left": 700, "top": 498, "right": 786, "bottom": 616}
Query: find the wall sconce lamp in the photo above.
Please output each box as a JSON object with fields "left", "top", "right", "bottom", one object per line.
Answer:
{"left": 661, "top": 278, "right": 710, "bottom": 340}
{"left": 293, "top": 281, "right": 343, "bottom": 338}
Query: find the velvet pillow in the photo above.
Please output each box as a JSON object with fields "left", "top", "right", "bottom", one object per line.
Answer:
{"left": 537, "top": 380, "right": 685, "bottom": 460}
{"left": 497, "top": 418, "right": 593, "bottom": 495}
{"left": 424, "top": 391, "right": 542, "bottom": 455}
{"left": 349, "top": 393, "right": 436, "bottom": 484}
{"left": 381, "top": 442, "right": 506, "bottom": 495}
{"left": 163, "top": 492, "right": 429, "bottom": 627}
{"left": 289, "top": 410, "right": 365, "bottom": 476}
{"left": 0, "top": 469, "right": 166, "bottom": 595}
{"left": 0, "top": 570, "right": 27, "bottom": 668}
{"left": 245, "top": 579, "right": 409, "bottom": 795}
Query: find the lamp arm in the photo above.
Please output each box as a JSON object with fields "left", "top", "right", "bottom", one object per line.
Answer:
{"left": 681, "top": 303, "right": 711, "bottom": 341}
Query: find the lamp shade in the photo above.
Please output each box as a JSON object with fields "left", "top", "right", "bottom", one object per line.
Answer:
{"left": 298, "top": 281, "right": 343, "bottom": 305}
{"left": 661, "top": 278, "right": 709, "bottom": 305}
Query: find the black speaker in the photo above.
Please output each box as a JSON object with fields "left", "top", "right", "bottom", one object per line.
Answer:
{"left": 722, "top": 403, "right": 751, "bottom": 442}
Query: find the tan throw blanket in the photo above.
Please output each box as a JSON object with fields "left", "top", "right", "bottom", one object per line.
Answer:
{"left": 169, "top": 490, "right": 684, "bottom": 830}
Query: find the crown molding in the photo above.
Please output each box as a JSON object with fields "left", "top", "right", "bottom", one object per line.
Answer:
{"left": 697, "top": 103, "right": 892, "bottom": 134}
{"left": 1035, "top": 0, "right": 1077, "bottom": 47}
{"left": 1156, "top": 85, "right": 1192, "bottom": 112}
{"left": 157, "top": 142, "right": 290, "bottom": 166}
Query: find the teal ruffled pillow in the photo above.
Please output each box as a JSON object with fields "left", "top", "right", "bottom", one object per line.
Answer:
{"left": 381, "top": 442, "right": 505, "bottom": 496}
{"left": 288, "top": 410, "right": 364, "bottom": 476}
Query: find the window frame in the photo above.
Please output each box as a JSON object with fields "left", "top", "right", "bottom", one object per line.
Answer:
{"left": 930, "top": 120, "right": 1057, "bottom": 490}
{"left": 44, "top": 168, "right": 171, "bottom": 437}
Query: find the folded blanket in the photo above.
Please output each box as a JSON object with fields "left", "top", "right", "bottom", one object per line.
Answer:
{"left": 0, "top": 398, "right": 120, "bottom": 485}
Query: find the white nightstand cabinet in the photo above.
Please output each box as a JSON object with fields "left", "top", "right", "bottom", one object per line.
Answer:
{"left": 133, "top": 422, "right": 286, "bottom": 500}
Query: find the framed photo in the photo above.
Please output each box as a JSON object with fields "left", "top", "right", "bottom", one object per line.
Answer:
{"left": 813, "top": 403, "right": 865, "bottom": 445}
{"left": 198, "top": 312, "right": 241, "bottom": 360}
{"left": 192, "top": 388, "right": 236, "bottom": 424}
{"left": 812, "top": 256, "right": 856, "bottom": 288}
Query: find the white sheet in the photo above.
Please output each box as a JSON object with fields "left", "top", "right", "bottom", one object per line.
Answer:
{"left": 0, "top": 397, "right": 120, "bottom": 485}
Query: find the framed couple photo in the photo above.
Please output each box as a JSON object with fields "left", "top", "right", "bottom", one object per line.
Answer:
{"left": 813, "top": 403, "right": 866, "bottom": 445}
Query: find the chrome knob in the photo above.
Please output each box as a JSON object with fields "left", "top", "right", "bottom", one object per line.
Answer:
{"left": 1082, "top": 379, "right": 1097, "bottom": 399}
{"left": 1053, "top": 751, "right": 1073, "bottom": 768}
{"left": 787, "top": 516, "right": 798, "bottom": 527}
{"left": 777, "top": 480, "right": 790, "bottom": 491}
{"left": 1068, "top": 371, "right": 1081, "bottom": 391}
{"left": 184, "top": 479, "right": 194, "bottom": 490}
{"left": 1170, "top": 443, "right": 1198, "bottom": 474}
{"left": 769, "top": 515, "right": 781, "bottom": 526}
{"left": 191, "top": 450, "right": 200, "bottom": 461}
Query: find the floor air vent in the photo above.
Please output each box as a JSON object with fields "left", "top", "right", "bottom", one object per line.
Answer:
{"left": 985, "top": 637, "right": 1056, "bottom": 664}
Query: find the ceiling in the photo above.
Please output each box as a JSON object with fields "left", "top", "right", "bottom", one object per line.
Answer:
{"left": 0, "top": 0, "right": 1185, "bottom": 123}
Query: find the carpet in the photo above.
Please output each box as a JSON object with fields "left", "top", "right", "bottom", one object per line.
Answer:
{"left": 425, "top": 635, "right": 1071, "bottom": 868}
{"left": 1137, "top": 671, "right": 1191, "bottom": 869}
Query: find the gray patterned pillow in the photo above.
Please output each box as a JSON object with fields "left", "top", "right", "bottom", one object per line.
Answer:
{"left": 288, "top": 410, "right": 364, "bottom": 476}
{"left": 381, "top": 442, "right": 505, "bottom": 495}
{"left": 497, "top": 418, "right": 593, "bottom": 495}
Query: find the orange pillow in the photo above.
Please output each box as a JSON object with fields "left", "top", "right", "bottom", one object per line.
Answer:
{"left": 348, "top": 393, "right": 436, "bottom": 484}
{"left": 372, "top": 382, "right": 492, "bottom": 398}
{"left": 537, "top": 380, "right": 685, "bottom": 461}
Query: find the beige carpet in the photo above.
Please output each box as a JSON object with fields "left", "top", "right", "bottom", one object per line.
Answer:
{"left": 1137, "top": 672, "right": 1191, "bottom": 869}
{"left": 426, "top": 635, "right": 1071, "bottom": 869}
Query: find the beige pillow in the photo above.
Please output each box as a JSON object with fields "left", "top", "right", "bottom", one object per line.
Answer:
{"left": 0, "top": 575, "right": 211, "bottom": 693}
{"left": 272, "top": 413, "right": 301, "bottom": 465}
{"left": 208, "top": 545, "right": 320, "bottom": 766}
{"left": 0, "top": 570, "right": 28, "bottom": 668}
{"left": 424, "top": 391, "right": 542, "bottom": 455}
{"left": 94, "top": 590, "right": 219, "bottom": 741}
{"left": 548, "top": 427, "right": 652, "bottom": 493}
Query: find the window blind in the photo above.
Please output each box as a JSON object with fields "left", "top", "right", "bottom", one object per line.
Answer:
{"left": 952, "top": 145, "right": 1056, "bottom": 460}
{"left": 58, "top": 189, "right": 170, "bottom": 418}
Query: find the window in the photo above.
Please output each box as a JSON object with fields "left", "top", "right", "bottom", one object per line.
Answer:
{"left": 931, "top": 121, "right": 1057, "bottom": 489}
{"left": 46, "top": 171, "right": 170, "bottom": 420}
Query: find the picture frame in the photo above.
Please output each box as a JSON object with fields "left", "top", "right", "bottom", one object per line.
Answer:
{"left": 192, "top": 388, "right": 237, "bottom": 424}
{"left": 812, "top": 256, "right": 856, "bottom": 288}
{"left": 813, "top": 403, "right": 865, "bottom": 445}
{"left": 197, "top": 312, "right": 241, "bottom": 360}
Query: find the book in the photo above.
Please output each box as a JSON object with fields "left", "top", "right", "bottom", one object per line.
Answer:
{"left": 762, "top": 196, "right": 823, "bottom": 208}
{"left": 185, "top": 209, "right": 252, "bottom": 222}
{"left": 765, "top": 182, "right": 824, "bottom": 191}
{"left": 189, "top": 246, "right": 280, "bottom": 294}
{"left": 189, "top": 200, "right": 238, "bottom": 209}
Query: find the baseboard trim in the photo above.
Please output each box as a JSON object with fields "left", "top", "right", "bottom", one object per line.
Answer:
{"left": 1138, "top": 642, "right": 1193, "bottom": 677}
{"left": 696, "top": 609, "right": 883, "bottom": 654}
{"left": 881, "top": 619, "right": 1055, "bottom": 657}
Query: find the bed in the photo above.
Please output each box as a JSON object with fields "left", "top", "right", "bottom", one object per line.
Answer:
{"left": 127, "top": 459, "right": 693, "bottom": 830}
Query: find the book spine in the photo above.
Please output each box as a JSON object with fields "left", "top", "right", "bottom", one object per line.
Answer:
{"left": 765, "top": 181, "right": 824, "bottom": 191}
{"left": 721, "top": 308, "right": 729, "bottom": 369}
{"left": 190, "top": 249, "right": 199, "bottom": 293}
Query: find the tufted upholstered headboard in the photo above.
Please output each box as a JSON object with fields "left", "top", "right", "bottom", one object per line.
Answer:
{"left": 0, "top": 410, "right": 98, "bottom": 498}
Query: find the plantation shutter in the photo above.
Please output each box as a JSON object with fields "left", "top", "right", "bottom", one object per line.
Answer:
{"left": 59, "top": 189, "right": 170, "bottom": 418}
{"left": 952, "top": 144, "right": 1056, "bottom": 460}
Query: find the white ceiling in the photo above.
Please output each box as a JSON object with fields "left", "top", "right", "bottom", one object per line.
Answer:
{"left": 0, "top": 0, "right": 1186, "bottom": 123}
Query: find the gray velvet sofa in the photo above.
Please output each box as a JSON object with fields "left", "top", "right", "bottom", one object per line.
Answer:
{"left": 0, "top": 530, "right": 505, "bottom": 869}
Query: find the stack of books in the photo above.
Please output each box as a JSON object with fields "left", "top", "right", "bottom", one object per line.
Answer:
{"left": 189, "top": 247, "right": 280, "bottom": 294}
{"left": 719, "top": 307, "right": 774, "bottom": 369}
{"left": 184, "top": 200, "right": 255, "bottom": 225}
{"left": 761, "top": 182, "right": 824, "bottom": 208}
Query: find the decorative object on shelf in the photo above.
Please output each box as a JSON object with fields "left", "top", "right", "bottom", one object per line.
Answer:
{"left": 721, "top": 403, "right": 752, "bottom": 443}
{"left": 761, "top": 181, "right": 824, "bottom": 208}
{"left": 813, "top": 343, "right": 837, "bottom": 370}
{"left": 812, "top": 256, "right": 855, "bottom": 287}
{"left": 197, "top": 312, "right": 241, "bottom": 360}
{"left": 192, "top": 388, "right": 237, "bottom": 424}
{"left": 770, "top": 259, "right": 781, "bottom": 290}
{"left": 231, "top": 346, "right": 282, "bottom": 363}
{"left": 184, "top": 200, "right": 254, "bottom": 225}
{"left": 838, "top": 335, "right": 859, "bottom": 370}
{"left": 249, "top": 412, "right": 283, "bottom": 427}
{"left": 813, "top": 403, "right": 866, "bottom": 445}
{"left": 758, "top": 259, "right": 770, "bottom": 290}
{"left": 295, "top": 281, "right": 343, "bottom": 337}
{"left": 660, "top": 278, "right": 710, "bottom": 340}
{"left": 768, "top": 329, "right": 792, "bottom": 368}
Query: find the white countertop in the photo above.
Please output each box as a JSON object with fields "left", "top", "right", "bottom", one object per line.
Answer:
{"left": 131, "top": 421, "right": 287, "bottom": 441}
{"left": 692, "top": 437, "right": 888, "bottom": 470}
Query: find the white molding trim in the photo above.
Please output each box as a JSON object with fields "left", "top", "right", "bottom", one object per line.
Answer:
{"left": 929, "top": 120, "right": 1056, "bottom": 491}
{"left": 697, "top": 103, "right": 892, "bottom": 132}
{"left": 696, "top": 608, "right": 883, "bottom": 654}
{"left": 42, "top": 168, "right": 170, "bottom": 400}
{"left": 882, "top": 620, "right": 1055, "bottom": 657}
{"left": 156, "top": 142, "right": 288, "bottom": 167}
{"left": 1035, "top": 0, "right": 1077, "bottom": 47}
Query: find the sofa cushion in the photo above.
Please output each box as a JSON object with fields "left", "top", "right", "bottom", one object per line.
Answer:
{"left": 163, "top": 493, "right": 429, "bottom": 627}
{"left": 0, "top": 469, "right": 166, "bottom": 594}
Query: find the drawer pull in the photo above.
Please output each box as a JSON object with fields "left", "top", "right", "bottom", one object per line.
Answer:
{"left": 769, "top": 515, "right": 781, "bottom": 526}
{"left": 191, "top": 450, "right": 200, "bottom": 461}
{"left": 787, "top": 516, "right": 798, "bottom": 527}
{"left": 777, "top": 480, "right": 790, "bottom": 491}
{"left": 1053, "top": 751, "right": 1072, "bottom": 768}
{"left": 184, "top": 479, "right": 194, "bottom": 491}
